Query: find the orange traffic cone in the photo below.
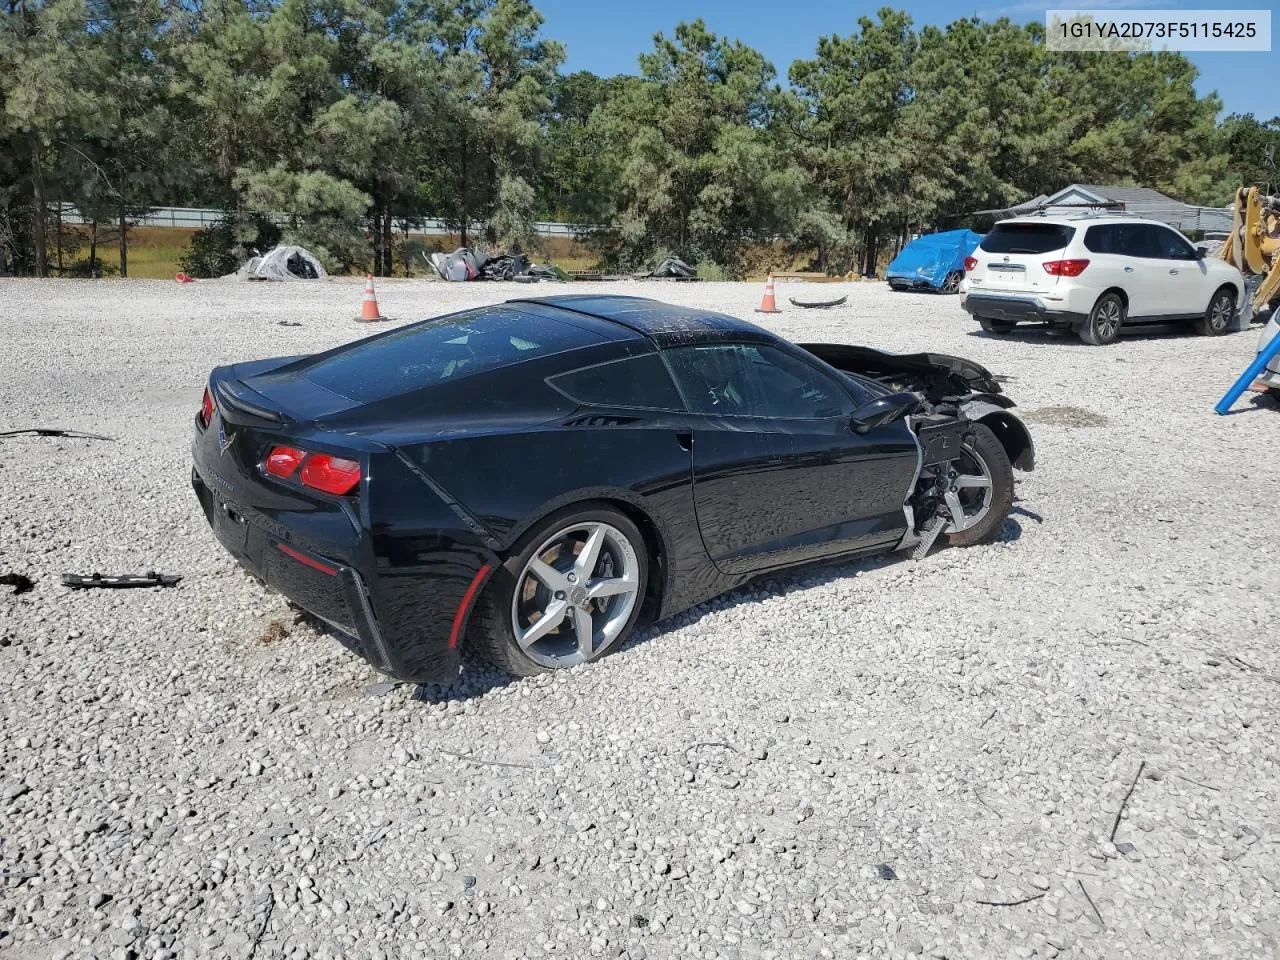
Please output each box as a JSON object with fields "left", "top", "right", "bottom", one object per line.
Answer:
{"left": 355, "top": 274, "right": 390, "bottom": 322}
{"left": 755, "top": 272, "right": 781, "bottom": 314}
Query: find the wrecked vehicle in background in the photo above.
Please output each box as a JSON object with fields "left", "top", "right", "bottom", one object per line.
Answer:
{"left": 428, "top": 247, "right": 564, "bottom": 282}
{"left": 192, "top": 296, "right": 1033, "bottom": 686}
{"left": 886, "top": 229, "right": 983, "bottom": 294}
{"left": 234, "top": 245, "right": 326, "bottom": 281}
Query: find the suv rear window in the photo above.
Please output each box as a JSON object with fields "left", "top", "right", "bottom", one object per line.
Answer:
{"left": 300, "top": 305, "right": 603, "bottom": 403}
{"left": 980, "top": 223, "right": 1075, "bottom": 255}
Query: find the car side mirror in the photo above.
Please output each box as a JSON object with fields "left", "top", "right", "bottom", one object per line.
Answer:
{"left": 850, "top": 392, "right": 921, "bottom": 434}
{"left": 1194, "top": 247, "right": 1206, "bottom": 260}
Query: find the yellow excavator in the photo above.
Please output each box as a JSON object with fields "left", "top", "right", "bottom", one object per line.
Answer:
{"left": 1218, "top": 186, "right": 1280, "bottom": 399}
{"left": 1219, "top": 185, "right": 1280, "bottom": 320}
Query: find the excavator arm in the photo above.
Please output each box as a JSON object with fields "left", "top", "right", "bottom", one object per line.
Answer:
{"left": 1220, "top": 186, "right": 1280, "bottom": 314}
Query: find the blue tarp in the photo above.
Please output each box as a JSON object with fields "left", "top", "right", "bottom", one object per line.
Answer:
{"left": 886, "top": 229, "right": 984, "bottom": 290}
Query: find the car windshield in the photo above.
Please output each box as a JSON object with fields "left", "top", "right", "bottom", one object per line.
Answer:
{"left": 980, "top": 223, "right": 1075, "bottom": 255}
{"left": 299, "top": 305, "right": 602, "bottom": 403}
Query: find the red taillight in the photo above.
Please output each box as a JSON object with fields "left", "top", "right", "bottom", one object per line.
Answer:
{"left": 1043, "top": 258, "right": 1090, "bottom": 277}
{"left": 963, "top": 256, "right": 977, "bottom": 272}
{"left": 200, "top": 387, "right": 214, "bottom": 427}
{"left": 299, "top": 454, "right": 362, "bottom": 495}
{"left": 265, "top": 445, "right": 306, "bottom": 479}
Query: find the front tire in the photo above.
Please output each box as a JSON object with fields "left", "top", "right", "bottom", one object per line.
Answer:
{"left": 1078, "top": 293, "right": 1124, "bottom": 345}
{"left": 941, "top": 271, "right": 963, "bottom": 294}
{"left": 941, "top": 423, "right": 1015, "bottom": 548}
{"left": 468, "top": 504, "right": 648, "bottom": 677}
{"left": 1195, "top": 287, "right": 1235, "bottom": 336}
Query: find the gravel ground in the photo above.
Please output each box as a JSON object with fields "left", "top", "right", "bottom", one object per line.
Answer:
{"left": 1, "top": 277, "right": 1278, "bottom": 960}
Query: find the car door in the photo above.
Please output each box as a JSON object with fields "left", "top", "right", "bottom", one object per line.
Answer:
{"left": 1082, "top": 224, "right": 1134, "bottom": 306}
{"left": 1108, "top": 223, "right": 1166, "bottom": 318}
{"left": 1147, "top": 224, "right": 1208, "bottom": 316}
{"left": 663, "top": 342, "right": 920, "bottom": 575}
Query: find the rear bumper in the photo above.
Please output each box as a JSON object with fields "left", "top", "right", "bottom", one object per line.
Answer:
{"left": 193, "top": 466, "right": 486, "bottom": 685}
{"left": 887, "top": 275, "right": 939, "bottom": 291}
{"left": 961, "top": 293, "right": 1086, "bottom": 326}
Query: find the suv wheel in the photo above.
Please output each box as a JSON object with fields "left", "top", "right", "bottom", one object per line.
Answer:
{"left": 1079, "top": 293, "right": 1124, "bottom": 346}
{"left": 978, "top": 317, "right": 1015, "bottom": 335}
{"left": 1195, "top": 287, "right": 1235, "bottom": 336}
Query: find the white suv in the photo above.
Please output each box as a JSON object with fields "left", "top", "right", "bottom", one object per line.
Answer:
{"left": 959, "top": 214, "right": 1244, "bottom": 345}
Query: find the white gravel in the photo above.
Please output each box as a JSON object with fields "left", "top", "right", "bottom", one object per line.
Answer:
{"left": 1, "top": 276, "right": 1278, "bottom": 960}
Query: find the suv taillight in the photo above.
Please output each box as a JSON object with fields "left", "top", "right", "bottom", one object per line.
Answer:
{"left": 199, "top": 387, "right": 214, "bottom": 427}
{"left": 963, "top": 256, "right": 977, "bottom": 272}
{"left": 1043, "top": 259, "right": 1089, "bottom": 277}
{"left": 264, "top": 445, "right": 361, "bottom": 495}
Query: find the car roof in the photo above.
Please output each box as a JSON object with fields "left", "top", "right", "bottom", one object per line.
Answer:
{"left": 513, "top": 295, "right": 778, "bottom": 348}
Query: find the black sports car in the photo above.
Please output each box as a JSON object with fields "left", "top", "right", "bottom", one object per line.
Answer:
{"left": 192, "top": 296, "right": 1034, "bottom": 683}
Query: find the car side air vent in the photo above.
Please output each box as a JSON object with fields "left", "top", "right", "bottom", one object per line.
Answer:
{"left": 564, "top": 414, "right": 640, "bottom": 428}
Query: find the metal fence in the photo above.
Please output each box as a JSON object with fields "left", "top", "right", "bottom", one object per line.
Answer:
{"left": 53, "top": 204, "right": 595, "bottom": 237}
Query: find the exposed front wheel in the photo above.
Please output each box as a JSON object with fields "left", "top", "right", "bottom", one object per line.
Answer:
{"left": 929, "top": 423, "right": 1015, "bottom": 548}
{"left": 469, "top": 505, "right": 648, "bottom": 676}
{"left": 1078, "top": 293, "right": 1124, "bottom": 345}
{"left": 941, "top": 271, "right": 963, "bottom": 294}
{"left": 1195, "top": 287, "right": 1235, "bottom": 336}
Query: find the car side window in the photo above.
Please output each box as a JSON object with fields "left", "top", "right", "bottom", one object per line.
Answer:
{"left": 1083, "top": 224, "right": 1115, "bottom": 254}
{"left": 664, "top": 344, "right": 854, "bottom": 419}
{"left": 1151, "top": 226, "right": 1197, "bottom": 261}
{"left": 1112, "top": 224, "right": 1152, "bottom": 258}
{"left": 547, "top": 352, "right": 683, "bottom": 410}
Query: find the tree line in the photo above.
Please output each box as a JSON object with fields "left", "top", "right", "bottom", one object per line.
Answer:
{"left": 1, "top": 0, "right": 1277, "bottom": 279}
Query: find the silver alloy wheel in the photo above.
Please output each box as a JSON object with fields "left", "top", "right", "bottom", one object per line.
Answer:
{"left": 942, "top": 271, "right": 962, "bottom": 294}
{"left": 933, "top": 448, "right": 994, "bottom": 533}
{"left": 1209, "top": 293, "right": 1233, "bottom": 331}
{"left": 510, "top": 521, "right": 641, "bottom": 668}
{"left": 1095, "top": 299, "right": 1122, "bottom": 339}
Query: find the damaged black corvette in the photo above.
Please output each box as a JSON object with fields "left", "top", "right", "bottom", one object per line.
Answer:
{"left": 192, "top": 296, "right": 1033, "bottom": 683}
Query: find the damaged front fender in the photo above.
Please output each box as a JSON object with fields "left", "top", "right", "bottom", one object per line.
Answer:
{"left": 961, "top": 399, "right": 1035, "bottom": 471}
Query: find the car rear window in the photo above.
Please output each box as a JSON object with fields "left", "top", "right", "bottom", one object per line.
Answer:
{"left": 300, "top": 305, "right": 604, "bottom": 403}
{"left": 547, "top": 353, "right": 683, "bottom": 410}
{"left": 980, "top": 223, "right": 1075, "bottom": 255}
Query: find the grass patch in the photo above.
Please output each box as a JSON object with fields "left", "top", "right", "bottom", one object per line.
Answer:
{"left": 59, "top": 225, "right": 600, "bottom": 279}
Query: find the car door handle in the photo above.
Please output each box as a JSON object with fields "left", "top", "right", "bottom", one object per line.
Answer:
{"left": 675, "top": 431, "right": 692, "bottom": 452}
{"left": 1124, "top": 266, "right": 1134, "bottom": 273}
{"left": 1169, "top": 269, "right": 1179, "bottom": 275}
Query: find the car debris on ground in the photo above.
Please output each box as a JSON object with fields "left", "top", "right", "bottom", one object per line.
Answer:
{"left": 61, "top": 571, "right": 182, "bottom": 589}
{"left": 0, "top": 427, "right": 114, "bottom": 441}
{"left": 642, "top": 255, "right": 697, "bottom": 279}
{"left": 0, "top": 573, "right": 34, "bottom": 594}
{"left": 788, "top": 294, "right": 848, "bottom": 309}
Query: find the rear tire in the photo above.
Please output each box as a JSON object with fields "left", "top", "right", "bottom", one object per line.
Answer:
{"left": 978, "top": 317, "right": 1015, "bottom": 335}
{"left": 1078, "top": 293, "right": 1124, "bottom": 345}
{"left": 468, "top": 503, "right": 648, "bottom": 677}
{"left": 1195, "top": 287, "right": 1235, "bottom": 336}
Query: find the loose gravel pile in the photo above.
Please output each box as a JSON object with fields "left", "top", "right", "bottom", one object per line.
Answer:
{"left": 2, "top": 277, "right": 1278, "bottom": 960}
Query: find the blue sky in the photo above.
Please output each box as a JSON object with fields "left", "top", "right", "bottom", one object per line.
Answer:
{"left": 537, "top": 0, "right": 1276, "bottom": 119}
